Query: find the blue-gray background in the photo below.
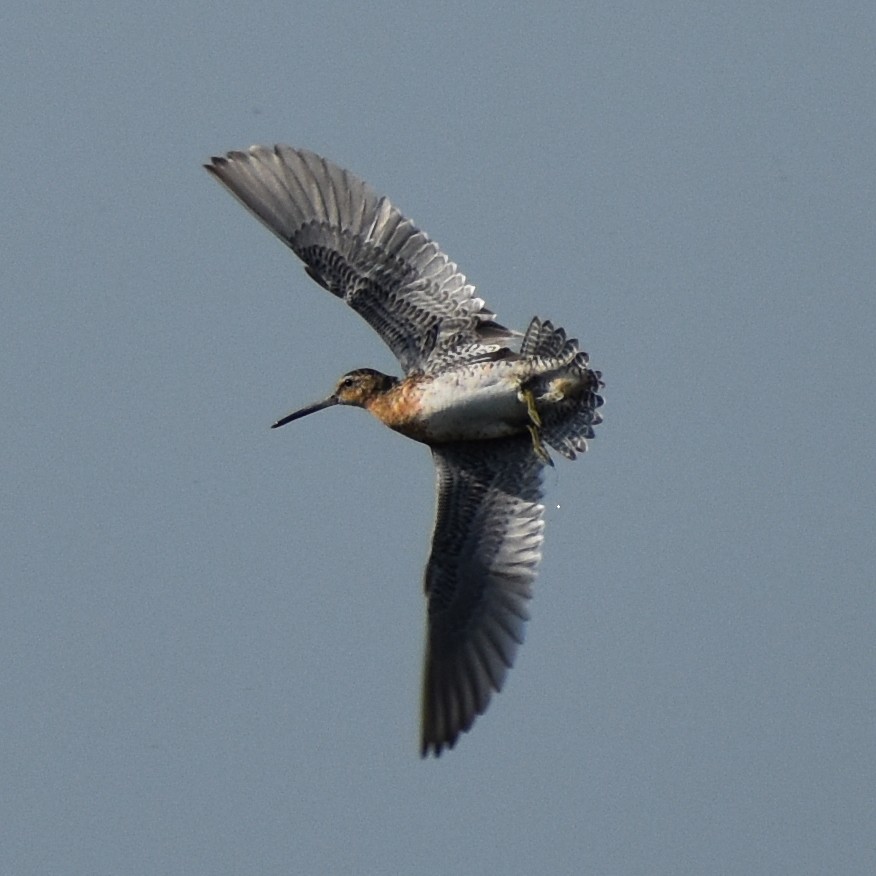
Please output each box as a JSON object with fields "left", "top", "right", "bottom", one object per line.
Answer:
{"left": 3, "top": 3, "right": 874, "bottom": 874}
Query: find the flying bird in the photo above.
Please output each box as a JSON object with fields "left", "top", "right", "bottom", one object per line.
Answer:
{"left": 206, "top": 146, "right": 604, "bottom": 756}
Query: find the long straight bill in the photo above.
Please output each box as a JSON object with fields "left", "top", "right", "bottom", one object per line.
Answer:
{"left": 271, "top": 396, "right": 338, "bottom": 429}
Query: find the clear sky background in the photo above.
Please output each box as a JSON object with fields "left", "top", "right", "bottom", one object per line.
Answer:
{"left": 3, "top": 2, "right": 874, "bottom": 874}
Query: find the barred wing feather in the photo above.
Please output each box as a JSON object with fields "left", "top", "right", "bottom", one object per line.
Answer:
{"left": 206, "top": 146, "right": 515, "bottom": 373}
{"left": 421, "top": 437, "right": 545, "bottom": 756}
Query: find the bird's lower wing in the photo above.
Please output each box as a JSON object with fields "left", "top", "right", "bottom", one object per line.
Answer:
{"left": 422, "top": 438, "right": 545, "bottom": 756}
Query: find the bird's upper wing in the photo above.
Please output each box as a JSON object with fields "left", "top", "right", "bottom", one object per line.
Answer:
{"left": 421, "top": 437, "right": 545, "bottom": 756}
{"left": 206, "top": 145, "right": 517, "bottom": 374}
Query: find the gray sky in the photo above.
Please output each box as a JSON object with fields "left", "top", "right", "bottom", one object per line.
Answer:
{"left": 3, "top": 2, "right": 874, "bottom": 874}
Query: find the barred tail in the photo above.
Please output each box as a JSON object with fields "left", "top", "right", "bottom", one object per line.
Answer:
{"left": 521, "top": 317, "right": 605, "bottom": 460}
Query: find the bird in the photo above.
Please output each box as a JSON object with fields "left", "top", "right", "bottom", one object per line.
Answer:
{"left": 205, "top": 145, "right": 604, "bottom": 756}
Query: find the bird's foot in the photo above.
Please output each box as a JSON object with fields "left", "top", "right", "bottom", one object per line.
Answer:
{"left": 527, "top": 424, "right": 553, "bottom": 466}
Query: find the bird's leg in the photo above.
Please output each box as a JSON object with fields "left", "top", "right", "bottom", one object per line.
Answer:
{"left": 520, "top": 387, "right": 553, "bottom": 466}
{"left": 521, "top": 386, "right": 542, "bottom": 427}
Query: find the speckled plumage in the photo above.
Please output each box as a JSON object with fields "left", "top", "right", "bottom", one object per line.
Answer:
{"left": 206, "top": 145, "right": 604, "bottom": 756}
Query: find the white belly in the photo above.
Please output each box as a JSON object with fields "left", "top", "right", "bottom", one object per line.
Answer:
{"left": 413, "top": 367, "right": 530, "bottom": 442}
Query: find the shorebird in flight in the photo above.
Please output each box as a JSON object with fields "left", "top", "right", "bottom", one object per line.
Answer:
{"left": 206, "top": 146, "right": 604, "bottom": 755}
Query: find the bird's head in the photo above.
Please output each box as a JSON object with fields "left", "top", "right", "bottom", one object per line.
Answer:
{"left": 271, "top": 369, "right": 398, "bottom": 428}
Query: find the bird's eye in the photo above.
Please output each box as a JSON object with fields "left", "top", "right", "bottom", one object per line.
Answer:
{"left": 341, "top": 376, "right": 355, "bottom": 389}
